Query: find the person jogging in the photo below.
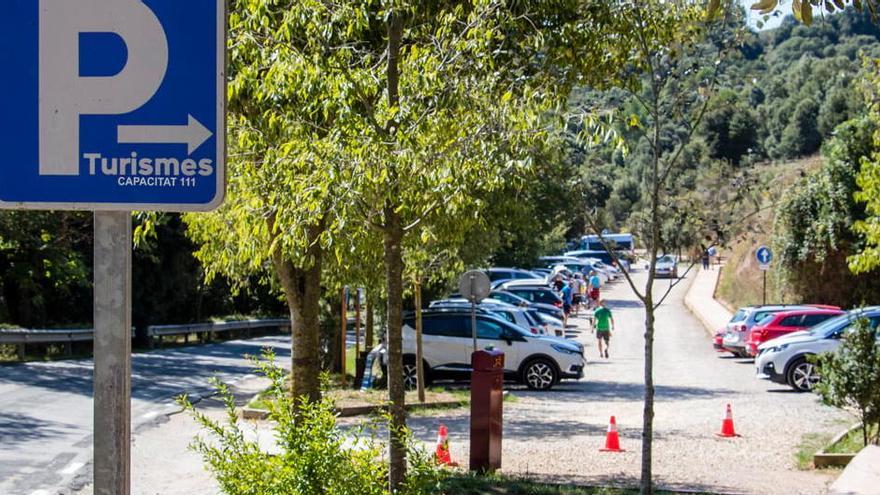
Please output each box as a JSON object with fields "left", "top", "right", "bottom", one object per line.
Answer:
{"left": 593, "top": 300, "right": 614, "bottom": 358}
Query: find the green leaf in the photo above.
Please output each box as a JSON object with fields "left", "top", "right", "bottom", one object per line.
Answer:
{"left": 802, "top": 1, "right": 813, "bottom": 25}
{"left": 750, "top": 0, "right": 779, "bottom": 11}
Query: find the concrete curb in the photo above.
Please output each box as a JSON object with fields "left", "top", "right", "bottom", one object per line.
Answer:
{"left": 683, "top": 267, "right": 733, "bottom": 337}
{"left": 828, "top": 445, "right": 880, "bottom": 495}
{"left": 814, "top": 423, "right": 864, "bottom": 468}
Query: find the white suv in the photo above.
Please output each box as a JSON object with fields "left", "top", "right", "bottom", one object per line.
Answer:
{"left": 383, "top": 309, "right": 585, "bottom": 390}
{"left": 755, "top": 307, "right": 880, "bottom": 391}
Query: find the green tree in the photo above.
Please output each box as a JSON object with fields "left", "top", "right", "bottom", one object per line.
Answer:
{"left": 776, "top": 115, "right": 880, "bottom": 306}
{"left": 814, "top": 318, "right": 880, "bottom": 447}
{"left": 778, "top": 97, "right": 821, "bottom": 157}
{"left": 572, "top": 3, "right": 738, "bottom": 493}
{"left": 850, "top": 59, "right": 880, "bottom": 274}
{"left": 184, "top": 0, "right": 366, "bottom": 402}
{"left": 0, "top": 211, "right": 91, "bottom": 327}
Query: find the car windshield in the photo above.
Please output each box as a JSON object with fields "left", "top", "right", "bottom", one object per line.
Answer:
{"left": 808, "top": 313, "right": 850, "bottom": 337}
{"left": 730, "top": 309, "right": 748, "bottom": 323}
{"left": 658, "top": 255, "right": 674, "bottom": 263}
{"left": 523, "top": 310, "right": 541, "bottom": 326}
{"left": 755, "top": 312, "right": 776, "bottom": 325}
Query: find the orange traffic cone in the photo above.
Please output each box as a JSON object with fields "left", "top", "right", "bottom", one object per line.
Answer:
{"left": 600, "top": 416, "right": 625, "bottom": 452}
{"left": 435, "top": 424, "right": 453, "bottom": 465}
{"left": 716, "top": 403, "right": 740, "bottom": 438}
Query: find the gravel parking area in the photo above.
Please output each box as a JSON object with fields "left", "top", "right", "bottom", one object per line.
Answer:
{"left": 403, "top": 271, "right": 850, "bottom": 495}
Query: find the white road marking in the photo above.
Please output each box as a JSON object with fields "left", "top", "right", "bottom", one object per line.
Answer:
{"left": 59, "top": 461, "right": 84, "bottom": 475}
{"left": 31, "top": 490, "right": 50, "bottom": 495}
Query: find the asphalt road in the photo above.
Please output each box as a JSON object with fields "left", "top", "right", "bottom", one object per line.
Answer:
{"left": 0, "top": 335, "right": 290, "bottom": 495}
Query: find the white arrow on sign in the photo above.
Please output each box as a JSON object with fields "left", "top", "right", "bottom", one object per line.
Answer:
{"left": 117, "top": 115, "right": 212, "bottom": 155}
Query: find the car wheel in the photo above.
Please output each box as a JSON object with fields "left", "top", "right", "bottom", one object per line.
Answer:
{"left": 787, "top": 357, "right": 820, "bottom": 392}
{"left": 402, "top": 356, "right": 431, "bottom": 390}
{"left": 403, "top": 362, "right": 419, "bottom": 390}
{"left": 522, "top": 358, "right": 558, "bottom": 391}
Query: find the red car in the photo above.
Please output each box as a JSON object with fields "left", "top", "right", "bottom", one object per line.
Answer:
{"left": 744, "top": 308, "right": 845, "bottom": 357}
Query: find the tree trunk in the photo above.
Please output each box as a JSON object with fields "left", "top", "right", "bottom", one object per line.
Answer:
{"left": 272, "top": 225, "right": 323, "bottom": 403}
{"left": 366, "top": 298, "right": 374, "bottom": 350}
{"left": 384, "top": 205, "right": 406, "bottom": 490}
{"left": 385, "top": 9, "right": 407, "bottom": 491}
{"left": 641, "top": 301, "right": 656, "bottom": 495}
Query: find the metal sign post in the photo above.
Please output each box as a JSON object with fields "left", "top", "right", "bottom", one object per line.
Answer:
{"left": 458, "top": 270, "right": 490, "bottom": 354}
{"left": 1, "top": 2, "right": 227, "bottom": 493}
{"left": 756, "top": 246, "right": 772, "bottom": 305}
{"left": 471, "top": 290, "right": 478, "bottom": 354}
{"left": 93, "top": 212, "right": 132, "bottom": 495}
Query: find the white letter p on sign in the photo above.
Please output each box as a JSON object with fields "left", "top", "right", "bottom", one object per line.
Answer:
{"left": 39, "top": 0, "right": 168, "bottom": 176}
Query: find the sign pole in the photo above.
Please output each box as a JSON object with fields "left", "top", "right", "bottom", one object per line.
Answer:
{"left": 763, "top": 271, "right": 767, "bottom": 306}
{"left": 340, "top": 287, "right": 347, "bottom": 380}
{"left": 93, "top": 211, "right": 132, "bottom": 495}
{"left": 414, "top": 280, "right": 425, "bottom": 403}
{"left": 470, "top": 275, "right": 477, "bottom": 354}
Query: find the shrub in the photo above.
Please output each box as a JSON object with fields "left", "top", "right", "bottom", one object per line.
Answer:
{"left": 814, "top": 318, "right": 880, "bottom": 447}
{"left": 178, "top": 350, "right": 446, "bottom": 495}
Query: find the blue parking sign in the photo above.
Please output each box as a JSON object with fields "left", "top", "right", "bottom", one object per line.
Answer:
{"left": 0, "top": 0, "right": 225, "bottom": 211}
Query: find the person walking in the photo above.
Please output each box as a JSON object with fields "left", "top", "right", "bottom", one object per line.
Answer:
{"left": 701, "top": 249, "right": 710, "bottom": 270}
{"left": 561, "top": 280, "right": 573, "bottom": 328}
{"left": 570, "top": 274, "right": 582, "bottom": 316}
{"left": 593, "top": 300, "right": 614, "bottom": 358}
{"left": 553, "top": 272, "right": 565, "bottom": 292}
{"left": 587, "top": 270, "right": 601, "bottom": 309}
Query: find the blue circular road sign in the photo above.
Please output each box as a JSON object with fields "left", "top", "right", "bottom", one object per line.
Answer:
{"left": 756, "top": 245, "right": 773, "bottom": 266}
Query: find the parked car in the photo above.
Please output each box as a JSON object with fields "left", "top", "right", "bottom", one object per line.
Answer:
{"left": 496, "top": 278, "right": 551, "bottom": 290}
{"left": 721, "top": 304, "right": 836, "bottom": 357}
{"left": 755, "top": 307, "right": 880, "bottom": 391}
{"left": 429, "top": 299, "right": 550, "bottom": 336}
{"left": 496, "top": 284, "right": 564, "bottom": 308}
{"left": 538, "top": 255, "right": 583, "bottom": 265}
{"left": 547, "top": 265, "right": 611, "bottom": 285}
{"left": 565, "top": 250, "right": 632, "bottom": 271}
{"left": 486, "top": 290, "right": 565, "bottom": 320}
{"left": 485, "top": 267, "right": 543, "bottom": 283}
{"left": 743, "top": 308, "right": 844, "bottom": 357}
{"left": 385, "top": 308, "right": 586, "bottom": 390}
{"left": 653, "top": 255, "right": 678, "bottom": 278}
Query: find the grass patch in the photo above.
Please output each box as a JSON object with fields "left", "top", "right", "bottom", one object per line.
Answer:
{"left": 432, "top": 474, "right": 704, "bottom": 495}
{"left": 795, "top": 432, "right": 833, "bottom": 470}
{"left": 826, "top": 424, "right": 879, "bottom": 454}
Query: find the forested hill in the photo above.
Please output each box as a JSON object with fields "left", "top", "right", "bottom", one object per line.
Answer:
{"left": 739, "top": 12, "right": 880, "bottom": 161}
{"left": 565, "top": 9, "right": 880, "bottom": 243}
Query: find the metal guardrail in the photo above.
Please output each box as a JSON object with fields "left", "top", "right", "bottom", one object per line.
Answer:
{"left": 0, "top": 328, "right": 101, "bottom": 345}
{"left": 0, "top": 318, "right": 290, "bottom": 357}
{"left": 146, "top": 318, "right": 290, "bottom": 347}
{"left": 0, "top": 327, "right": 133, "bottom": 360}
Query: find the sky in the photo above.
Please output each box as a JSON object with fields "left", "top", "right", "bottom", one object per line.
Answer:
{"left": 739, "top": 0, "right": 827, "bottom": 31}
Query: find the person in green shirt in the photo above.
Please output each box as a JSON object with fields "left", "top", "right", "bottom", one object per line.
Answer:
{"left": 593, "top": 300, "right": 614, "bottom": 359}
